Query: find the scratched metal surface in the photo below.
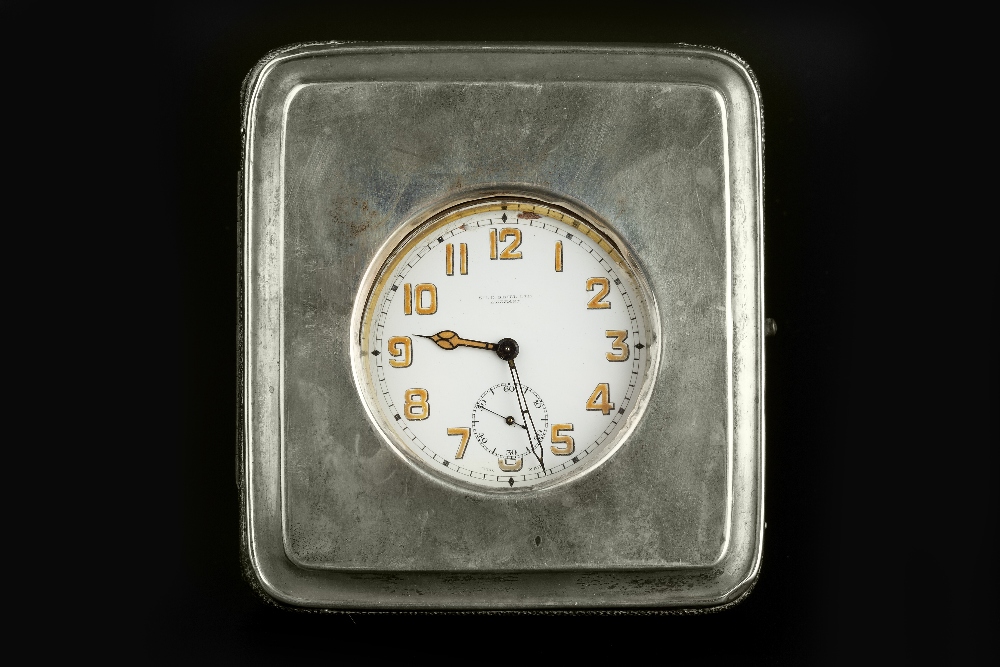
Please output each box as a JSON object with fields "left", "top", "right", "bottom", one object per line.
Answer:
{"left": 242, "top": 44, "right": 763, "bottom": 608}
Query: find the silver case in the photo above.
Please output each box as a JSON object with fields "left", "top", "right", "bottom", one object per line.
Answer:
{"left": 240, "top": 43, "right": 764, "bottom": 609}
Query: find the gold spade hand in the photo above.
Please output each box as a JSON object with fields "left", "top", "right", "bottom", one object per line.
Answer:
{"left": 417, "top": 330, "right": 497, "bottom": 351}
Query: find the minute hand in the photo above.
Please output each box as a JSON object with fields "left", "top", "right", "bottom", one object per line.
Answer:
{"left": 418, "top": 330, "right": 497, "bottom": 351}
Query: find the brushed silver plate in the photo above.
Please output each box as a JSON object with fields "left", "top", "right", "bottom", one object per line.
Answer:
{"left": 240, "top": 42, "right": 764, "bottom": 609}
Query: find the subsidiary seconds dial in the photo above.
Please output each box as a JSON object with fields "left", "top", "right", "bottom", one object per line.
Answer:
{"left": 351, "top": 194, "right": 660, "bottom": 493}
{"left": 472, "top": 382, "right": 549, "bottom": 463}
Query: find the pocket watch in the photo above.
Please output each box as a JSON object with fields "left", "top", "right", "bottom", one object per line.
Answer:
{"left": 352, "top": 194, "right": 660, "bottom": 493}
{"left": 240, "top": 43, "right": 765, "bottom": 610}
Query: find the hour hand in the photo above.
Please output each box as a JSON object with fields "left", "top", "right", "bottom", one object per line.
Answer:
{"left": 417, "top": 330, "right": 496, "bottom": 351}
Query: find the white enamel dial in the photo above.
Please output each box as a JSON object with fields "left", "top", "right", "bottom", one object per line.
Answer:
{"left": 352, "top": 195, "right": 659, "bottom": 493}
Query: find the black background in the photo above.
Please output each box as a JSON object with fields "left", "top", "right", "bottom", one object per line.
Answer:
{"left": 12, "top": 3, "right": 994, "bottom": 661}
{"left": 146, "top": 6, "right": 869, "bottom": 659}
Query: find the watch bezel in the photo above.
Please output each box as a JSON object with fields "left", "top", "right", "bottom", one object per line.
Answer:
{"left": 349, "top": 189, "right": 663, "bottom": 496}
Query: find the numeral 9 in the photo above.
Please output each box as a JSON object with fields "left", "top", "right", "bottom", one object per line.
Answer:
{"left": 387, "top": 336, "right": 412, "bottom": 368}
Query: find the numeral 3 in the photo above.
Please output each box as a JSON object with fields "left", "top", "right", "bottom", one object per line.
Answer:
{"left": 605, "top": 330, "right": 629, "bottom": 362}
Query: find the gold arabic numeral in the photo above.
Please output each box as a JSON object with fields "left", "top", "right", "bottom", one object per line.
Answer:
{"left": 444, "top": 243, "right": 467, "bottom": 277}
{"left": 499, "top": 228, "right": 522, "bottom": 259}
{"left": 387, "top": 336, "right": 412, "bottom": 368}
{"left": 555, "top": 240, "right": 563, "bottom": 272}
{"left": 489, "top": 228, "right": 498, "bottom": 260}
{"left": 415, "top": 283, "right": 437, "bottom": 314}
{"left": 550, "top": 423, "right": 575, "bottom": 456}
{"left": 498, "top": 457, "right": 523, "bottom": 472}
{"left": 402, "top": 283, "right": 438, "bottom": 314}
{"left": 447, "top": 427, "right": 471, "bottom": 459}
{"left": 605, "top": 330, "right": 630, "bottom": 362}
{"left": 585, "top": 383, "right": 615, "bottom": 415}
{"left": 586, "top": 277, "right": 611, "bottom": 309}
{"left": 403, "top": 388, "right": 430, "bottom": 421}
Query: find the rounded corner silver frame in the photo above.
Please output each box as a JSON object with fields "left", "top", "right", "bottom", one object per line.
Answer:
{"left": 240, "top": 42, "right": 764, "bottom": 610}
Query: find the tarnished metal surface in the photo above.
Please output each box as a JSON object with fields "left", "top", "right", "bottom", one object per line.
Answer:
{"left": 241, "top": 43, "right": 764, "bottom": 608}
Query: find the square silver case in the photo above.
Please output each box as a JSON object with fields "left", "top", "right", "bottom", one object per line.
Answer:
{"left": 240, "top": 43, "right": 764, "bottom": 609}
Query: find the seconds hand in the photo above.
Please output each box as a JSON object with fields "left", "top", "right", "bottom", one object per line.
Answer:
{"left": 494, "top": 338, "right": 545, "bottom": 472}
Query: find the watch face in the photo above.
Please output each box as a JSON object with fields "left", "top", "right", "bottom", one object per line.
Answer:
{"left": 352, "top": 194, "right": 660, "bottom": 493}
